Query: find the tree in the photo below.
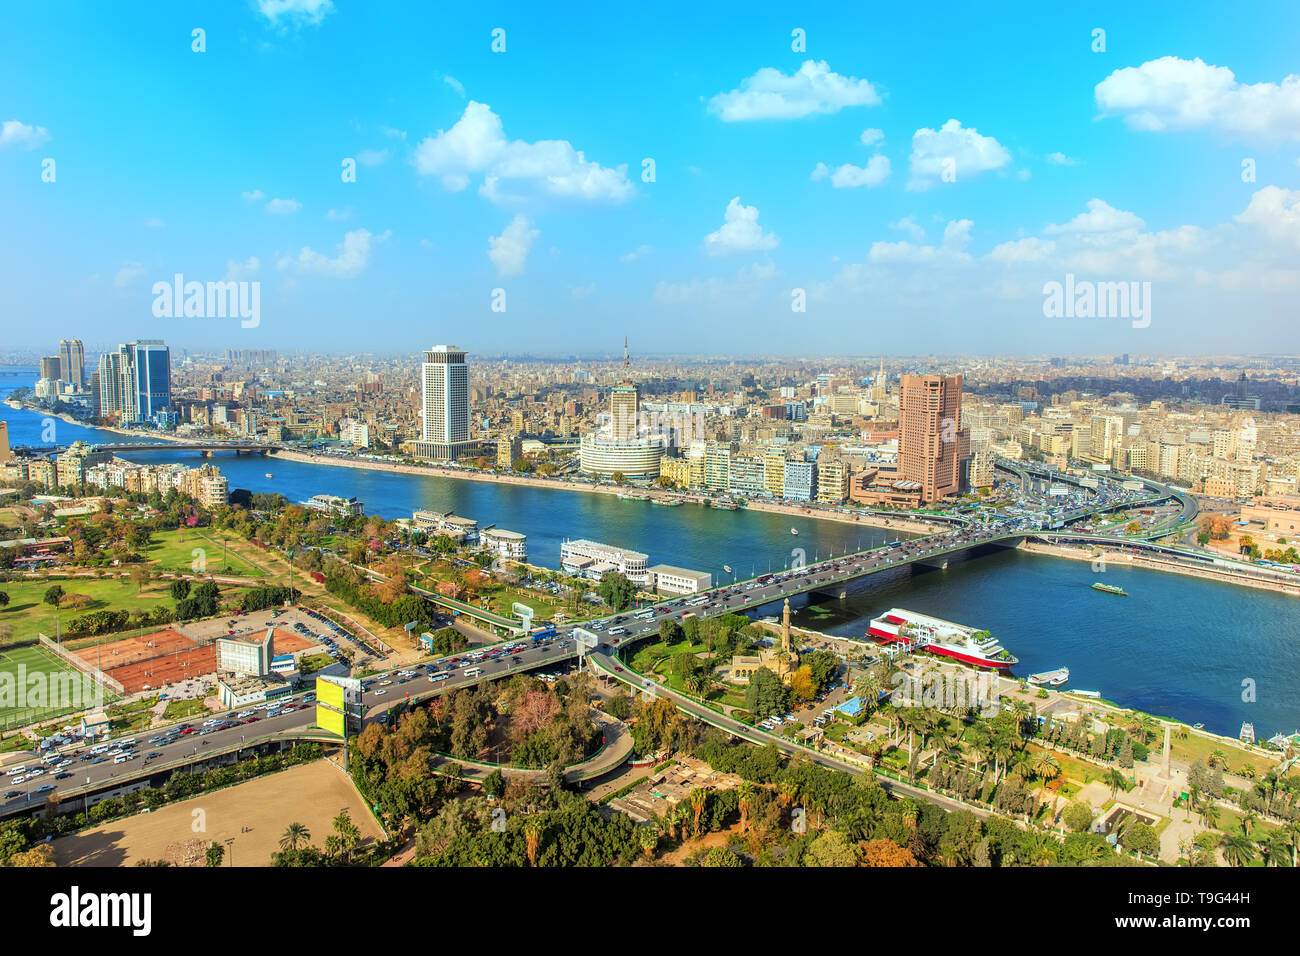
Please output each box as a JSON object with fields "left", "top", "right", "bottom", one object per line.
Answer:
{"left": 205, "top": 842, "right": 225, "bottom": 867}
{"left": 1063, "top": 800, "right": 1094, "bottom": 833}
{"left": 598, "top": 572, "right": 636, "bottom": 612}
{"left": 43, "top": 584, "right": 64, "bottom": 609}
{"left": 744, "top": 667, "right": 788, "bottom": 719}
{"left": 169, "top": 579, "right": 191, "bottom": 601}
{"left": 279, "top": 822, "right": 310, "bottom": 852}
{"left": 0, "top": 592, "right": 8, "bottom": 609}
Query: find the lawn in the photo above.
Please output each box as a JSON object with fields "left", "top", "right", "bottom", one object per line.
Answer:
{"left": 162, "top": 697, "right": 210, "bottom": 721}
{"left": 0, "top": 576, "right": 177, "bottom": 645}
{"left": 143, "top": 528, "right": 266, "bottom": 579}
{"left": 0, "top": 643, "right": 114, "bottom": 729}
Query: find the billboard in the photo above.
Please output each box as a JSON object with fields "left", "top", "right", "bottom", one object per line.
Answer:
{"left": 316, "top": 675, "right": 363, "bottom": 737}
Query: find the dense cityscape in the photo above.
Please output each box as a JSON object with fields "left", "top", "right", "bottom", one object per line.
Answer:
{"left": 3, "top": 0, "right": 1296, "bottom": 937}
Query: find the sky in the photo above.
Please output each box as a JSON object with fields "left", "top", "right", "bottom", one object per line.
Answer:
{"left": 2, "top": 0, "right": 1299, "bottom": 358}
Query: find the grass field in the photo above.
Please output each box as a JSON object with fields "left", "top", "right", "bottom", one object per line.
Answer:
{"left": 0, "top": 644, "right": 112, "bottom": 729}
{"left": 143, "top": 528, "right": 265, "bottom": 579}
{"left": 0, "top": 577, "right": 176, "bottom": 646}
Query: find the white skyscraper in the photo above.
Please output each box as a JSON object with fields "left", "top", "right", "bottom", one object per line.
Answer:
{"left": 413, "top": 345, "right": 474, "bottom": 460}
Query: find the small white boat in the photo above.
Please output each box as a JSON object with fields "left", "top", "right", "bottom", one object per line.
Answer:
{"left": 790, "top": 527, "right": 799, "bottom": 535}
{"left": 1028, "top": 666, "right": 1070, "bottom": 687}
{"left": 265, "top": 473, "right": 274, "bottom": 479}
{"left": 723, "top": 565, "right": 732, "bottom": 574}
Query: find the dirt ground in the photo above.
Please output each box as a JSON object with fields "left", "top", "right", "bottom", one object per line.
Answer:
{"left": 54, "top": 758, "right": 383, "bottom": 867}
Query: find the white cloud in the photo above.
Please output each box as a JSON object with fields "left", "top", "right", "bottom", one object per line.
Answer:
{"left": 1045, "top": 198, "right": 1145, "bottom": 236}
{"left": 907, "top": 119, "right": 1011, "bottom": 189}
{"left": 707, "top": 60, "right": 882, "bottom": 122}
{"left": 654, "top": 262, "right": 778, "bottom": 305}
{"left": 1235, "top": 185, "right": 1300, "bottom": 250}
{"left": 867, "top": 218, "right": 974, "bottom": 265}
{"left": 704, "top": 197, "right": 778, "bottom": 255}
{"left": 1045, "top": 151, "right": 1077, "bottom": 166}
{"left": 357, "top": 148, "right": 390, "bottom": 166}
{"left": 326, "top": 207, "right": 351, "bottom": 221}
{"left": 620, "top": 244, "right": 653, "bottom": 263}
{"left": 225, "top": 256, "right": 261, "bottom": 281}
{"left": 380, "top": 125, "right": 407, "bottom": 141}
{"left": 1095, "top": 56, "right": 1300, "bottom": 142}
{"left": 890, "top": 217, "right": 925, "bottom": 242}
{"left": 278, "top": 228, "right": 385, "bottom": 278}
{"left": 241, "top": 189, "right": 265, "bottom": 202}
{"left": 989, "top": 237, "right": 1057, "bottom": 263}
{"left": 811, "top": 155, "right": 891, "bottom": 188}
{"left": 113, "top": 262, "right": 145, "bottom": 288}
{"left": 443, "top": 75, "right": 465, "bottom": 97}
{"left": 488, "top": 215, "right": 539, "bottom": 276}
{"left": 860, "top": 128, "right": 885, "bottom": 147}
{"left": 414, "top": 100, "right": 633, "bottom": 203}
{"left": 266, "top": 198, "right": 302, "bottom": 215}
{"left": 0, "top": 120, "right": 49, "bottom": 149}
{"left": 256, "top": 0, "right": 333, "bottom": 26}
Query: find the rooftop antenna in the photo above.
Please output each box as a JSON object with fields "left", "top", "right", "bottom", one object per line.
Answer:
{"left": 624, "top": 336, "right": 630, "bottom": 370}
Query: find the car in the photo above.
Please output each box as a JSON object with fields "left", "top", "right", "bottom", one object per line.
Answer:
{"left": 36, "top": 784, "right": 55, "bottom": 793}
{"left": 614, "top": 666, "right": 624, "bottom": 673}
{"left": 374, "top": 689, "right": 387, "bottom": 696}
{"left": 3, "top": 790, "right": 18, "bottom": 799}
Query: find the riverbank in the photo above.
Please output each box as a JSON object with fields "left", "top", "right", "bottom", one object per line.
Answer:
{"left": 266, "top": 448, "right": 938, "bottom": 536}
{"left": 3, "top": 399, "right": 192, "bottom": 444}
{"left": 1020, "top": 540, "right": 1300, "bottom": 598}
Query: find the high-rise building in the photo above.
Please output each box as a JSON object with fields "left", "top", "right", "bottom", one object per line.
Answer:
{"left": 58, "top": 339, "right": 85, "bottom": 388}
{"left": 39, "top": 356, "right": 60, "bottom": 382}
{"left": 414, "top": 345, "right": 473, "bottom": 460}
{"left": 97, "top": 352, "right": 125, "bottom": 421}
{"left": 898, "top": 373, "right": 967, "bottom": 503}
{"left": 125, "top": 340, "right": 172, "bottom": 423}
{"left": 609, "top": 383, "right": 639, "bottom": 441}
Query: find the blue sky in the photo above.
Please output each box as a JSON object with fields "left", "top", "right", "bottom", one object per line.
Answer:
{"left": 2, "top": 0, "right": 1299, "bottom": 357}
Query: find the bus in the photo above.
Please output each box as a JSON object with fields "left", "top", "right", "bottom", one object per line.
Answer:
{"left": 464, "top": 666, "right": 484, "bottom": 678}
{"left": 530, "top": 627, "right": 557, "bottom": 642}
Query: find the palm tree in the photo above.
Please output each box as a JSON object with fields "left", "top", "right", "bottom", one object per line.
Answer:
{"left": 279, "top": 822, "right": 310, "bottom": 852}
{"left": 1104, "top": 768, "right": 1127, "bottom": 799}
{"left": 1219, "top": 832, "right": 1258, "bottom": 867}
{"left": 1032, "top": 752, "right": 1061, "bottom": 796}
{"left": 737, "top": 783, "right": 754, "bottom": 835}
{"left": 1197, "top": 800, "right": 1220, "bottom": 832}
{"left": 524, "top": 821, "right": 543, "bottom": 867}
{"left": 689, "top": 787, "right": 708, "bottom": 838}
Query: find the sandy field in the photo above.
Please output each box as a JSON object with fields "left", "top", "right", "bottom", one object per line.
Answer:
{"left": 54, "top": 758, "right": 381, "bottom": 867}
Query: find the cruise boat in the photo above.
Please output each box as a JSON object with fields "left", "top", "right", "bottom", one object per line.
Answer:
{"left": 650, "top": 497, "right": 683, "bottom": 506}
{"left": 867, "top": 608, "right": 1018, "bottom": 669}
{"left": 710, "top": 500, "right": 739, "bottom": 511}
{"left": 1091, "top": 582, "right": 1127, "bottom": 596}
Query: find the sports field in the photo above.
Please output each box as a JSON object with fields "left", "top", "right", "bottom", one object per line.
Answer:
{"left": 142, "top": 528, "right": 266, "bottom": 579}
{"left": 0, "top": 643, "right": 111, "bottom": 730}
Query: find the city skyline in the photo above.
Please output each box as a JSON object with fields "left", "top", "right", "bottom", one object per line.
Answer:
{"left": 3, "top": 1, "right": 1300, "bottom": 354}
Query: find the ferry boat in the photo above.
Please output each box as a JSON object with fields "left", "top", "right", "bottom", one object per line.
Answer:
{"left": 710, "top": 500, "right": 739, "bottom": 511}
{"left": 867, "top": 608, "right": 1018, "bottom": 669}
{"left": 1091, "top": 582, "right": 1127, "bottom": 596}
{"left": 650, "top": 497, "right": 683, "bottom": 506}
{"left": 1240, "top": 721, "right": 1256, "bottom": 744}
{"left": 617, "top": 492, "right": 649, "bottom": 501}
{"left": 265, "top": 473, "right": 274, "bottom": 479}
{"left": 723, "top": 565, "right": 732, "bottom": 574}
{"left": 1028, "top": 666, "right": 1070, "bottom": 687}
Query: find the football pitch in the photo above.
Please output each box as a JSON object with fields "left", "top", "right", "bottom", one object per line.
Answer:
{"left": 0, "top": 645, "right": 111, "bottom": 731}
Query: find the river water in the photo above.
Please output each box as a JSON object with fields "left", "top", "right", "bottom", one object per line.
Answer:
{"left": 3, "top": 366, "right": 1296, "bottom": 738}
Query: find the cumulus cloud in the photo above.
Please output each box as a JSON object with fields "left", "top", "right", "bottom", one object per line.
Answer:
{"left": 326, "top": 207, "right": 351, "bottom": 221}
{"left": 867, "top": 219, "right": 973, "bottom": 265}
{"left": 989, "top": 237, "right": 1057, "bottom": 263}
{"left": 620, "top": 244, "right": 653, "bottom": 263}
{"left": 256, "top": 0, "right": 333, "bottom": 26}
{"left": 0, "top": 119, "right": 49, "bottom": 149}
{"left": 860, "top": 128, "right": 885, "bottom": 147}
{"left": 1045, "top": 151, "right": 1077, "bottom": 166}
{"left": 707, "top": 60, "right": 881, "bottom": 121}
{"left": 1095, "top": 56, "right": 1300, "bottom": 141}
{"left": 1235, "top": 185, "right": 1300, "bottom": 250}
{"left": 704, "top": 197, "right": 778, "bottom": 255}
{"left": 810, "top": 155, "right": 891, "bottom": 188}
{"left": 907, "top": 119, "right": 1011, "bottom": 189}
{"left": 414, "top": 101, "right": 633, "bottom": 203}
{"left": 488, "top": 215, "right": 539, "bottom": 276}
{"left": 1045, "top": 198, "right": 1145, "bottom": 236}
{"left": 278, "top": 228, "right": 385, "bottom": 278}
{"left": 225, "top": 256, "right": 261, "bottom": 281}
{"left": 241, "top": 189, "right": 265, "bottom": 202}
{"left": 890, "top": 217, "right": 925, "bottom": 243}
{"left": 266, "top": 198, "right": 302, "bottom": 215}
{"left": 113, "top": 262, "right": 146, "bottom": 288}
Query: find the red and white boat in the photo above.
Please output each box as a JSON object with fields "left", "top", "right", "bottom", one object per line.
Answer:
{"left": 868, "top": 608, "right": 1018, "bottom": 669}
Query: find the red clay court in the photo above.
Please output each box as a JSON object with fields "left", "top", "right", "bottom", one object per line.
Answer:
{"left": 73, "top": 629, "right": 216, "bottom": 695}
{"left": 71, "top": 626, "right": 321, "bottom": 694}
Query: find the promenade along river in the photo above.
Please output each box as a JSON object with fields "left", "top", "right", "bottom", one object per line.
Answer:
{"left": 2, "top": 378, "right": 1297, "bottom": 739}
